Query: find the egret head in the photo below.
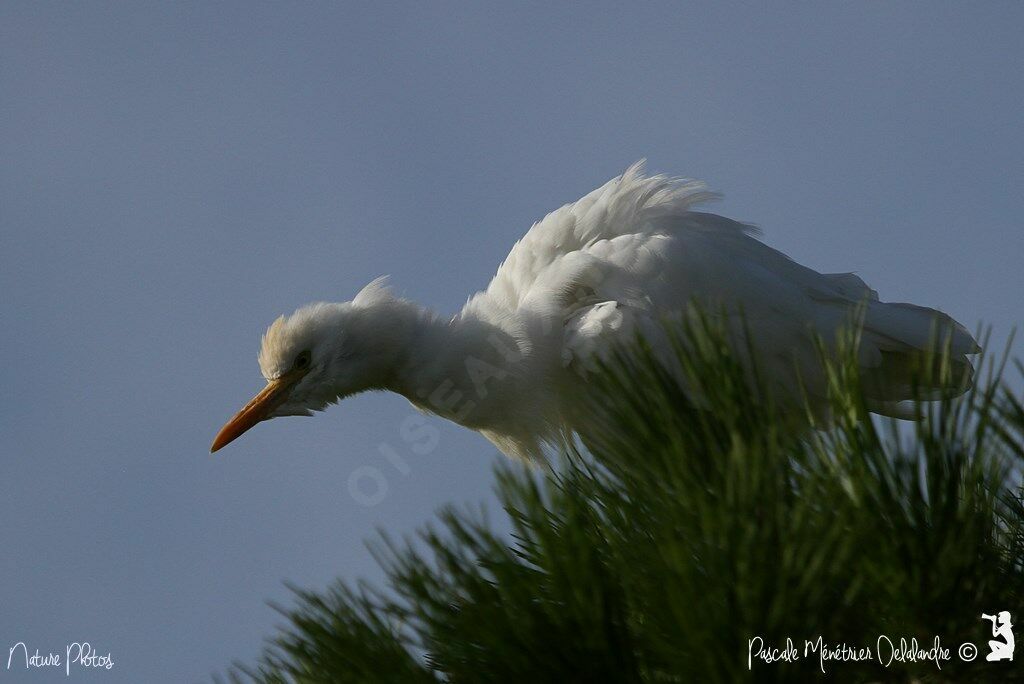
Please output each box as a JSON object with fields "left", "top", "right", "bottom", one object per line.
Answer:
{"left": 211, "top": 277, "right": 408, "bottom": 452}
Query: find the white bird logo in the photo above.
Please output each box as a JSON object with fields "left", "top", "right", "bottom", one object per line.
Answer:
{"left": 212, "top": 163, "right": 978, "bottom": 460}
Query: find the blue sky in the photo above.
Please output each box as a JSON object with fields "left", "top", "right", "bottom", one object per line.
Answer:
{"left": 2, "top": 2, "right": 1022, "bottom": 681}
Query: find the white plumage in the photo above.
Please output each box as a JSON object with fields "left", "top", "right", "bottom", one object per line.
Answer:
{"left": 212, "top": 163, "right": 978, "bottom": 459}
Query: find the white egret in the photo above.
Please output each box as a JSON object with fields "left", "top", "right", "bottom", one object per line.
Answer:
{"left": 212, "top": 163, "right": 978, "bottom": 459}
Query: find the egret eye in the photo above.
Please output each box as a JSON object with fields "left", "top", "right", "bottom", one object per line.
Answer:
{"left": 294, "top": 350, "right": 312, "bottom": 370}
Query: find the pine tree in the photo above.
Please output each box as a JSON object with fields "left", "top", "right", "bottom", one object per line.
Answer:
{"left": 227, "top": 321, "right": 1024, "bottom": 683}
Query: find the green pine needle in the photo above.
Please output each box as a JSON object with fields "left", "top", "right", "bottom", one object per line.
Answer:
{"left": 226, "top": 320, "right": 1024, "bottom": 683}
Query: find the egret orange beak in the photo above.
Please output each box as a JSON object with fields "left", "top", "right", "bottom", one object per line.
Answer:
{"left": 211, "top": 370, "right": 305, "bottom": 452}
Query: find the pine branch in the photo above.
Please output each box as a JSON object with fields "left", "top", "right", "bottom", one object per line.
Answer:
{"left": 228, "top": 321, "right": 1024, "bottom": 683}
